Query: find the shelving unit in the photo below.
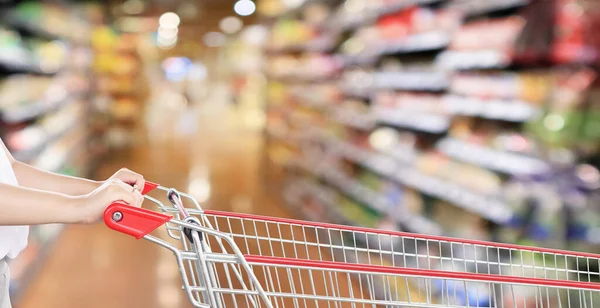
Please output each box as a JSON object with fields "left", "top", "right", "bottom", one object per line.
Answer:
{"left": 0, "top": 2, "right": 96, "bottom": 301}
{"left": 264, "top": 0, "right": 599, "bottom": 305}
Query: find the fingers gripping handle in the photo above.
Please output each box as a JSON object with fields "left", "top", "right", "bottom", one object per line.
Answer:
{"left": 104, "top": 181, "right": 170, "bottom": 239}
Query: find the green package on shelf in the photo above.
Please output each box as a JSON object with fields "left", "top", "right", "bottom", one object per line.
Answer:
{"left": 15, "top": 2, "right": 44, "bottom": 20}
{"left": 527, "top": 112, "right": 586, "bottom": 148}
{"left": 339, "top": 198, "right": 380, "bottom": 228}
{"left": 357, "top": 171, "right": 381, "bottom": 191}
{"left": 0, "top": 28, "right": 22, "bottom": 45}
{"left": 581, "top": 110, "right": 600, "bottom": 142}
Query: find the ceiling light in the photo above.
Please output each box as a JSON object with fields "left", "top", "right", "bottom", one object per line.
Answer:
{"left": 234, "top": 0, "right": 256, "bottom": 16}
{"left": 158, "top": 26, "right": 178, "bottom": 39}
{"left": 157, "top": 35, "right": 177, "bottom": 49}
{"left": 282, "top": 0, "right": 305, "bottom": 9}
{"left": 219, "top": 16, "right": 243, "bottom": 34}
{"left": 159, "top": 12, "right": 180, "bottom": 29}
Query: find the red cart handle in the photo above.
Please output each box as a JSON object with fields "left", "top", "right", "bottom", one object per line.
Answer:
{"left": 103, "top": 181, "right": 171, "bottom": 239}
{"left": 141, "top": 181, "right": 159, "bottom": 195}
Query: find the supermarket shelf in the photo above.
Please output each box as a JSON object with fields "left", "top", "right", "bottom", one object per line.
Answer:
{"left": 397, "top": 212, "right": 443, "bottom": 235}
{"left": 285, "top": 118, "right": 511, "bottom": 224}
{"left": 392, "top": 168, "right": 513, "bottom": 224}
{"left": 435, "top": 50, "right": 512, "bottom": 70}
{"left": 0, "top": 53, "right": 46, "bottom": 75}
{"left": 374, "top": 70, "right": 450, "bottom": 91}
{"left": 446, "top": 0, "right": 530, "bottom": 17}
{"left": 312, "top": 179, "right": 442, "bottom": 235}
{"left": 2, "top": 10, "right": 90, "bottom": 45}
{"left": 328, "top": 139, "right": 399, "bottom": 175}
{"left": 268, "top": 36, "right": 338, "bottom": 54}
{"left": 266, "top": 127, "right": 305, "bottom": 147}
{"left": 329, "top": 0, "right": 444, "bottom": 31}
{"left": 339, "top": 85, "right": 371, "bottom": 100}
{"left": 290, "top": 176, "right": 443, "bottom": 236}
{"left": 1, "top": 91, "right": 73, "bottom": 124}
{"left": 302, "top": 180, "right": 338, "bottom": 206}
{"left": 437, "top": 137, "right": 550, "bottom": 175}
{"left": 375, "top": 108, "right": 451, "bottom": 133}
{"left": 2, "top": 12, "right": 61, "bottom": 41}
{"left": 339, "top": 54, "right": 378, "bottom": 67}
{"left": 379, "top": 31, "right": 452, "bottom": 56}
{"left": 341, "top": 32, "right": 451, "bottom": 65}
{"left": 292, "top": 143, "right": 442, "bottom": 235}
{"left": 377, "top": 0, "right": 445, "bottom": 16}
{"left": 10, "top": 116, "right": 84, "bottom": 163}
{"left": 32, "top": 127, "right": 88, "bottom": 173}
{"left": 328, "top": 10, "right": 377, "bottom": 32}
{"left": 287, "top": 112, "right": 316, "bottom": 129}
{"left": 328, "top": 137, "right": 419, "bottom": 169}
{"left": 329, "top": 140, "right": 513, "bottom": 224}
{"left": 269, "top": 121, "right": 328, "bottom": 145}
{"left": 289, "top": 158, "right": 393, "bottom": 213}
{"left": 379, "top": 144, "right": 420, "bottom": 166}
{"left": 443, "top": 95, "right": 540, "bottom": 122}
{"left": 289, "top": 90, "right": 330, "bottom": 109}
{"left": 323, "top": 167, "right": 393, "bottom": 213}
{"left": 330, "top": 108, "right": 375, "bottom": 131}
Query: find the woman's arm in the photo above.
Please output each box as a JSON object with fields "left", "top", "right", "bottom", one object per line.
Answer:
{"left": 0, "top": 180, "right": 143, "bottom": 225}
{"left": 11, "top": 161, "right": 101, "bottom": 196}
{"left": 0, "top": 184, "right": 83, "bottom": 225}
{"left": 2, "top": 141, "right": 144, "bottom": 195}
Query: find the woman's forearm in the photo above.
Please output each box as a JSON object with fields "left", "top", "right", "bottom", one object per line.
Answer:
{"left": 0, "top": 183, "right": 82, "bottom": 225}
{"left": 11, "top": 161, "right": 101, "bottom": 196}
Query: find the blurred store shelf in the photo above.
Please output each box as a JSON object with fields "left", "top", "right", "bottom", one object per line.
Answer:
{"left": 437, "top": 137, "right": 550, "bottom": 176}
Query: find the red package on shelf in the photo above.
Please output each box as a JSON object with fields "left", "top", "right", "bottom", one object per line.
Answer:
{"left": 448, "top": 16, "right": 526, "bottom": 52}
{"left": 551, "top": 0, "right": 600, "bottom": 64}
{"left": 377, "top": 6, "right": 419, "bottom": 39}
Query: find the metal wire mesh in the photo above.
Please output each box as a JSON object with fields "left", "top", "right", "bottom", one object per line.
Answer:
{"left": 141, "top": 187, "right": 600, "bottom": 308}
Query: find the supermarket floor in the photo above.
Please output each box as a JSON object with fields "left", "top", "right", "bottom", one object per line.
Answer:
{"left": 16, "top": 92, "right": 289, "bottom": 308}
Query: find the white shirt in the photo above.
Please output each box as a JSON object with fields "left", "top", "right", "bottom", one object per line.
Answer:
{"left": 0, "top": 145, "right": 28, "bottom": 259}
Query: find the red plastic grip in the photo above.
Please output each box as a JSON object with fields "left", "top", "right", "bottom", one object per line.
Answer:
{"left": 104, "top": 203, "right": 172, "bottom": 239}
{"left": 141, "top": 181, "right": 159, "bottom": 195}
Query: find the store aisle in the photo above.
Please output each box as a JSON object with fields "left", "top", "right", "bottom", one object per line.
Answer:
{"left": 17, "top": 103, "right": 286, "bottom": 308}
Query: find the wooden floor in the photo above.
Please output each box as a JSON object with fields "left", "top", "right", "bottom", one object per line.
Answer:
{"left": 16, "top": 106, "right": 303, "bottom": 308}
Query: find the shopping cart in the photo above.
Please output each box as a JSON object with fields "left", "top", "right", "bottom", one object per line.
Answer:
{"left": 104, "top": 182, "right": 600, "bottom": 308}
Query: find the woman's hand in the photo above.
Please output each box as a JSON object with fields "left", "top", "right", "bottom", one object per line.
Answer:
{"left": 105, "top": 168, "right": 145, "bottom": 192}
{"left": 77, "top": 179, "right": 144, "bottom": 224}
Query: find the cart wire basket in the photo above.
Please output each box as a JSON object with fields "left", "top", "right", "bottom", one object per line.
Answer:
{"left": 104, "top": 182, "right": 600, "bottom": 308}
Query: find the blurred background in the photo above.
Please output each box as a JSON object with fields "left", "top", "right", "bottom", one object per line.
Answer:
{"left": 0, "top": 0, "right": 598, "bottom": 307}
